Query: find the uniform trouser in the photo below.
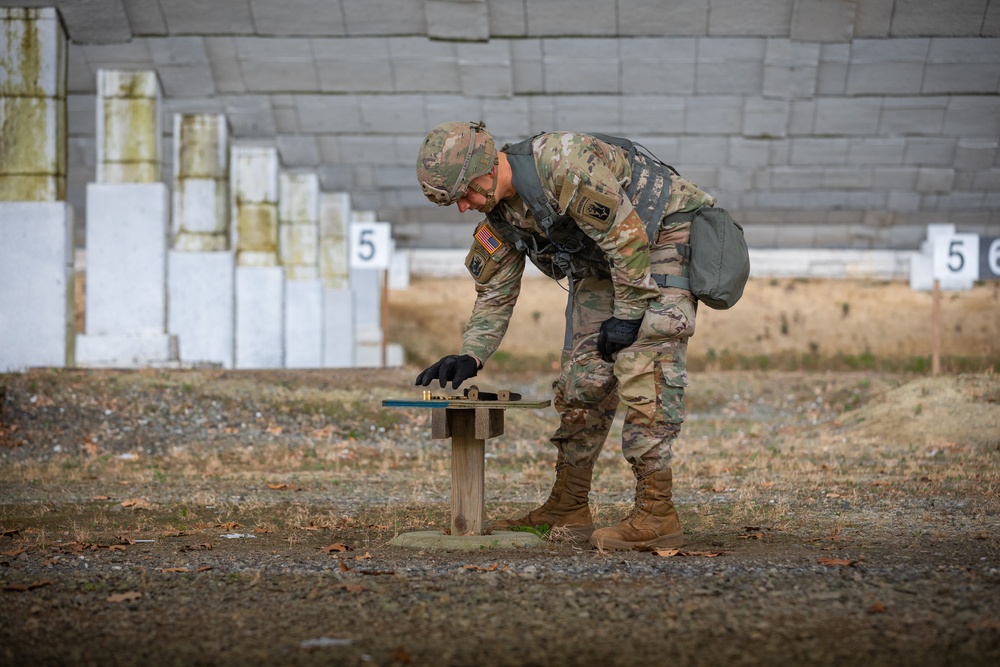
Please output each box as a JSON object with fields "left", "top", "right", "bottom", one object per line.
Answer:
{"left": 549, "top": 247, "right": 696, "bottom": 473}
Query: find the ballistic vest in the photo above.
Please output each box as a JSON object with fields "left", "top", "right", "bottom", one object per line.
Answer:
{"left": 486, "top": 133, "right": 678, "bottom": 282}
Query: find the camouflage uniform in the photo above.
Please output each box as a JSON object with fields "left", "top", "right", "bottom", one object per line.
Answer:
{"left": 460, "top": 133, "right": 716, "bottom": 473}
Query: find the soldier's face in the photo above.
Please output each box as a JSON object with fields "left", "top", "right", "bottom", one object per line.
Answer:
{"left": 455, "top": 172, "right": 493, "bottom": 213}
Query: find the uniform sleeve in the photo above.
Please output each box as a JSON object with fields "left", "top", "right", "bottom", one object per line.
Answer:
{"left": 557, "top": 162, "right": 659, "bottom": 320}
{"left": 460, "top": 237, "right": 527, "bottom": 364}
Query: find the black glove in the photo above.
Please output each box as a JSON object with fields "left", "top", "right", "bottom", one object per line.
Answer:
{"left": 415, "top": 354, "right": 480, "bottom": 389}
{"left": 597, "top": 317, "right": 643, "bottom": 362}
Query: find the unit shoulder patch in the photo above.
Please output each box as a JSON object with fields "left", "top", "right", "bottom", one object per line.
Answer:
{"left": 568, "top": 183, "right": 618, "bottom": 232}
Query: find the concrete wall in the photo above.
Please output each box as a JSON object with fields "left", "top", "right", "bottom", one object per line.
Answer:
{"left": 19, "top": 0, "right": 1000, "bottom": 249}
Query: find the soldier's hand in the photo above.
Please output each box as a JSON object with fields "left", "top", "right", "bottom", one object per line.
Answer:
{"left": 415, "top": 354, "right": 480, "bottom": 389}
{"left": 597, "top": 317, "right": 643, "bottom": 362}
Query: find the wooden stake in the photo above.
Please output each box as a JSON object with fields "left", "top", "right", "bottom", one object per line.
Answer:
{"left": 448, "top": 409, "right": 485, "bottom": 536}
{"left": 932, "top": 278, "right": 941, "bottom": 376}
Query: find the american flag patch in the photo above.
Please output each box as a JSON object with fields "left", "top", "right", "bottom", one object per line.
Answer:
{"left": 475, "top": 225, "right": 503, "bottom": 255}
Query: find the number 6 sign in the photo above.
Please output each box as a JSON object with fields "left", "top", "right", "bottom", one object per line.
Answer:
{"left": 349, "top": 222, "right": 391, "bottom": 269}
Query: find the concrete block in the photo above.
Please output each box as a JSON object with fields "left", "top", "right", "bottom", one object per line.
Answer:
{"left": 235, "top": 266, "right": 284, "bottom": 369}
{"left": 621, "top": 39, "right": 697, "bottom": 94}
{"left": 708, "top": 0, "right": 793, "bottom": 36}
{"left": 223, "top": 95, "right": 276, "bottom": 136}
{"left": 275, "top": 135, "right": 320, "bottom": 167}
{"left": 168, "top": 250, "right": 235, "bottom": 368}
{"left": 728, "top": 138, "right": 771, "bottom": 168}
{"left": 359, "top": 95, "right": 430, "bottom": 134}
{"left": 878, "top": 98, "right": 947, "bottom": 136}
{"left": 890, "top": 0, "right": 990, "bottom": 37}
{"left": 322, "top": 288, "right": 355, "bottom": 368}
{"left": 618, "top": 0, "right": 708, "bottom": 35}
{"left": 854, "top": 0, "right": 894, "bottom": 37}
{"left": 526, "top": 0, "right": 615, "bottom": 36}
{"left": 942, "top": 96, "right": 1000, "bottom": 136}
{"left": 426, "top": 0, "right": 489, "bottom": 42}
{"left": 203, "top": 37, "right": 245, "bottom": 94}
{"left": 916, "top": 168, "right": 956, "bottom": 193}
{"left": 0, "top": 10, "right": 65, "bottom": 98}
{"left": 156, "top": 64, "right": 217, "bottom": 98}
{"left": 846, "top": 63, "right": 925, "bottom": 95}
{"left": 386, "top": 343, "right": 404, "bottom": 368}
{"left": 677, "top": 136, "right": 729, "bottom": 165}
{"left": 511, "top": 39, "right": 544, "bottom": 94}
{"left": 622, "top": 96, "right": 685, "bottom": 134}
{"left": 96, "top": 70, "right": 162, "bottom": 184}
{"left": 955, "top": 138, "right": 998, "bottom": 170}
{"left": 789, "top": 138, "right": 849, "bottom": 165}
{"left": 389, "top": 38, "right": 460, "bottom": 93}
{"left": 813, "top": 98, "right": 881, "bottom": 136}
{"left": 351, "top": 268, "right": 381, "bottom": 332}
{"left": 872, "top": 167, "right": 919, "bottom": 189}
{"left": 482, "top": 98, "right": 531, "bottom": 137}
{"left": 0, "top": 97, "right": 62, "bottom": 178}
{"left": 279, "top": 172, "right": 319, "bottom": 225}
{"left": 695, "top": 38, "right": 766, "bottom": 94}
{"left": 543, "top": 39, "right": 620, "bottom": 94}
{"left": 923, "top": 63, "right": 1000, "bottom": 94}
{"left": 816, "top": 61, "right": 848, "bottom": 95}
{"left": 769, "top": 166, "right": 823, "bottom": 189}
{"left": 389, "top": 248, "right": 410, "bottom": 290}
{"left": 790, "top": 0, "right": 855, "bottom": 42}
{"left": 85, "top": 183, "right": 169, "bottom": 336}
{"left": 249, "top": 0, "right": 346, "bottom": 36}
{"left": 124, "top": 0, "right": 169, "bottom": 36}
{"left": 743, "top": 98, "right": 789, "bottom": 138}
{"left": 313, "top": 38, "right": 393, "bottom": 92}
{"left": 342, "top": 0, "right": 426, "bottom": 36}
{"left": 887, "top": 191, "right": 921, "bottom": 212}
{"left": 787, "top": 100, "right": 815, "bottom": 136}
{"left": 987, "top": 2, "right": 1000, "bottom": 36}
{"left": 903, "top": 138, "right": 957, "bottom": 166}
{"left": 294, "top": 95, "right": 363, "bottom": 133}
{"left": 0, "top": 202, "right": 74, "bottom": 370}
{"left": 159, "top": 0, "right": 255, "bottom": 34}
{"left": 284, "top": 279, "right": 323, "bottom": 369}
{"left": 847, "top": 138, "right": 906, "bottom": 165}
{"left": 231, "top": 144, "right": 278, "bottom": 204}
{"left": 684, "top": 96, "right": 744, "bottom": 135}
{"left": 555, "top": 96, "right": 621, "bottom": 134}
{"left": 173, "top": 178, "right": 229, "bottom": 243}
{"left": 488, "top": 0, "right": 526, "bottom": 35}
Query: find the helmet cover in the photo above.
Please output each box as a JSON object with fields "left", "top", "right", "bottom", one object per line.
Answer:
{"left": 416, "top": 121, "right": 497, "bottom": 206}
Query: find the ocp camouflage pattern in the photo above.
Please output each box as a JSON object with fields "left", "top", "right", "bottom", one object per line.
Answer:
{"left": 459, "top": 132, "right": 714, "bottom": 473}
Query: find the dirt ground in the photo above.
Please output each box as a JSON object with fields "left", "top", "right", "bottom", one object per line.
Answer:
{"left": 2, "top": 278, "right": 999, "bottom": 666}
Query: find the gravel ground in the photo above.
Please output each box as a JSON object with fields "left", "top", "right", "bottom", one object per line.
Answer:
{"left": 1, "top": 367, "right": 998, "bottom": 666}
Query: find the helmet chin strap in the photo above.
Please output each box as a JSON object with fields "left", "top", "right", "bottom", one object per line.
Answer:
{"left": 466, "top": 158, "right": 500, "bottom": 212}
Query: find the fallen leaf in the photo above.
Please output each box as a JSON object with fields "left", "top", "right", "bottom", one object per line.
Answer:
{"left": 120, "top": 498, "right": 153, "bottom": 510}
{"left": 323, "top": 543, "right": 351, "bottom": 553}
{"left": 107, "top": 591, "right": 142, "bottom": 603}
{"left": 464, "top": 563, "right": 501, "bottom": 572}
{"left": 825, "top": 492, "right": 842, "bottom": 498}
{"left": 738, "top": 532, "right": 764, "bottom": 540}
{"left": 216, "top": 522, "right": 240, "bottom": 530}
{"left": 0, "top": 546, "right": 26, "bottom": 557}
{"left": 867, "top": 601, "right": 887, "bottom": 614}
{"left": 818, "top": 557, "right": 858, "bottom": 567}
{"left": 108, "top": 544, "right": 127, "bottom": 552}
{"left": 162, "top": 530, "right": 192, "bottom": 537}
{"left": 266, "top": 483, "right": 288, "bottom": 490}
{"left": 5, "top": 579, "right": 53, "bottom": 592}
{"left": 339, "top": 561, "right": 351, "bottom": 572}
{"left": 161, "top": 567, "right": 192, "bottom": 573}
{"left": 682, "top": 551, "right": 724, "bottom": 558}
{"left": 653, "top": 548, "right": 680, "bottom": 558}
{"left": 92, "top": 495, "right": 112, "bottom": 501}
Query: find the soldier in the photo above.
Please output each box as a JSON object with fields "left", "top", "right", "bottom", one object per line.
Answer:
{"left": 414, "top": 121, "right": 717, "bottom": 551}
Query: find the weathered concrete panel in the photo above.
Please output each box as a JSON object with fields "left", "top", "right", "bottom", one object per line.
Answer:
{"left": 526, "top": 0, "right": 615, "bottom": 36}
{"left": 284, "top": 278, "right": 323, "bottom": 368}
{"left": 0, "top": 9, "right": 65, "bottom": 98}
{"left": 319, "top": 192, "right": 351, "bottom": 289}
{"left": 890, "top": 0, "right": 990, "bottom": 37}
{"left": 168, "top": 250, "right": 235, "bottom": 368}
{"left": 342, "top": 0, "right": 426, "bottom": 35}
{"left": 0, "top": 202, "right": 74, "bottom": 369}
{"left": 96, "top": 69, "right": 162, "bottom": 183}
{"left": 84, "top": 183, "right": 169, "bottom": 335}
{"left": 160, "top": 0, "right": 255, "bottom": 34}
{"left": 322, "top": 287, "right": 355, "bottom": 368}
{"left": 618, "top": 0, "right": 708, "bottom": 36}
{"left": 708, "top": 0, "right": 793, "bottom": 36}
{"left": 250, "top": 0, "right": 346, "bottom": 36}
{"left": 313, "top": 38, "right": 393, "bottom": 93}
{"left": 234, "top": 265, "right": 284, "bottom": 369}
{"left": 790, "top": 0, "right": 856, "bottom": 42}
{"left": 426, "top": 0, "right": 489, "bottom": 42}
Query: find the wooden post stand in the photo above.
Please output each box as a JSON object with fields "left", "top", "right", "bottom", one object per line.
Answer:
{"left": 431, "top": 407, "right": 503, "bottom": 535}
{"left": 382, "top": 396, "right": 550, "bottom": 538}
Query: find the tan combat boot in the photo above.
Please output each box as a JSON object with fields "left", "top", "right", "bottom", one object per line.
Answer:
{"left": 590, "top": 467, "right": 684, "bottom": 551}
{"left": 492, "top": 462, "right": 594, "bottom": 542}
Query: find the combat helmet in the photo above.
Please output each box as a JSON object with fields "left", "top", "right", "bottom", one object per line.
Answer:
{"left": 416, "top": 121, "right": 499, "bottom": 211}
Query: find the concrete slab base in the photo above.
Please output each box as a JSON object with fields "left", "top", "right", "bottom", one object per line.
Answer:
{"left": 389, "top": 530, "right": 545, "bottom": 551}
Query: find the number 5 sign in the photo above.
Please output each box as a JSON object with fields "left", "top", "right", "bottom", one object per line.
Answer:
{"left": 932, "top": 233, "right": 980, "bottom": 283}
{"left": 349, "top": 222, "right": 392, "bottom": 269}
